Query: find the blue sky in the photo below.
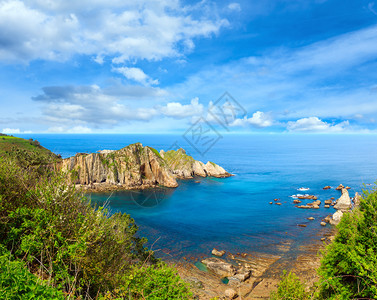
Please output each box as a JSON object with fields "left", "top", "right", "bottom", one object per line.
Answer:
{"left": 1, "top": 0, "right": 377, "bottom": 134}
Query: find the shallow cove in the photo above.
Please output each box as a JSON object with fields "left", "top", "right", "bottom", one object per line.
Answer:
{"left": 16, "top": 133, "right": 377, "bottom": 261}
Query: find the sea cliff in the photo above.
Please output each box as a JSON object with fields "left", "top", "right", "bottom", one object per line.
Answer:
{"left": 58, "top": 143, "right": 231, "bottom": 190}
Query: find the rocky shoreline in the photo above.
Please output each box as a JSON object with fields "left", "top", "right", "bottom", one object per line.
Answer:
{"left": 173, "top": 183, "right": 359, "bottom": 299}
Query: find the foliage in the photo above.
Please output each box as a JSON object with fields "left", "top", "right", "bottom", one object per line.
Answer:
{"left": 0, "top": 157, "right": 190, "bottom": 299}
{"left": 270, "top": 271, "right": 308, "bottom": 300}
{"left": 317, "top": 186, "right": 377, "bottom": 299}
{"left": 0, "top": 245, "right": 64, "bottom": 299}
{"left": 0, "top": 136, "right": 59, "bottom": 167}
{"left": 101, "top": 262, "right": 192, "bottom": 300}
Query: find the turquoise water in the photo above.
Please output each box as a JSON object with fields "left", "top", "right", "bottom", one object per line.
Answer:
{"left": 16, "top": 134, "right": 377, "bottom": 259}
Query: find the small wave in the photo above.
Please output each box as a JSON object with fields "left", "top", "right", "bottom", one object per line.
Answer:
{"left": 297, "top": 187, "right": 310, "bottom": 191}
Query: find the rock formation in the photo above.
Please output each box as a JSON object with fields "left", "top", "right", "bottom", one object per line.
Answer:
{"left": 330, "top": 210, "right": 343, "bottom": 225}
{"left": 334, "top": 188, "right": 352, "bottom": 211}
{"left": 201, "top": 257, "right": 236, "bottom": 277}
{"left": 58, "top": 143, "right": 231, "bottom": 190}
{"left": 160, "top": 148, "right": 230, "bottom": 178}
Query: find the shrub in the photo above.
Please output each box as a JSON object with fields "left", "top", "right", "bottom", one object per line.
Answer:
{"left": 0, "top": 157, "right": 190, "bottom": 299}
{"left": 270, "top": 270, "right": 308, "bottom": 300}
{"left": 317, "top": 186, "right": 377, "bottom": 299}
{"left": 0, "top": 245, "right": 64, "bottom": 299}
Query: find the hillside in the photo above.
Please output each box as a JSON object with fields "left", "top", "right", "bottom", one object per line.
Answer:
{"left": 0, "top": 134, "right": 60, "bottom": 166}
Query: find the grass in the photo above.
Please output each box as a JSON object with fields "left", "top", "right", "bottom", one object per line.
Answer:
{"left": 0, "top": 136, "right": 60, "bottom": 166}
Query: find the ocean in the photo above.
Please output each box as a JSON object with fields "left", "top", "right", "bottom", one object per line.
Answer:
{"left": 16, "top": 133, "right": 377, "bottom": 260}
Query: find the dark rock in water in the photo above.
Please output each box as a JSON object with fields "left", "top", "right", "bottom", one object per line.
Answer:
{"left": 324, "top": 215, "right": 332, "bottom": 223}
{"left": 201, "top": 257, "right": 236, "bottom": 277}
{"left": 269, "top": 202, "right": 273, "bottom": 204}
{"left": 298, "top": 195, "right": 318, "bottom": 200}
{"left": 307, "top": 217, "right": 315, "bottom": 220}
{"left": 320, "top": 222, "right": 326, "bottom": 226}
{"left": 331, "top": 197, "right": 335, "bottom": 200}
{"left": 345, "top": 186, "right": 351, "bottom": 190}
{"left": 293, "top": 199, "right": 301, "bottom": 204}
{"left": 321, "top": 237, "right": 326, "bottom": 241}
{"left": 276, "top": 202, "right": 282, "bottom": 205}
{"left": 324, "top": 205, "right": 330, "bottom": 208}
{"left": 298, "top": 224, "right": 307, "bottom": 227}
{"left": 324, "top": 199, "right": 332, "bottom": 205}
{"left": 323, "top": 186, "right": 331, "bottom": 190}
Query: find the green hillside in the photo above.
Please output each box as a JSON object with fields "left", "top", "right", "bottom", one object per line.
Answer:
{"left": 0, "top": 134, "right": 60, "bottom": 166}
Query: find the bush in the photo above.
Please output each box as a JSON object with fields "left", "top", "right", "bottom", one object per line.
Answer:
{"left": 0, "top": 157, "right": 190, "bottom": 299}
{"left": 0, "top": 245, "right": 64, "bottom": 299}
{"left": 270, "top": 271, "right": 308, "bottom": 300}
{"left": 318, "top": 186, "right": 377, "bottom": 299}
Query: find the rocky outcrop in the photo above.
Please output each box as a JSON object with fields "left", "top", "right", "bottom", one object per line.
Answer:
{"left": 334, "top": 188, "right": 352, "bottom": 211}
{"left": 201, "top": 257, "right": 236, "bottom": 277}
{"left": 354, "top": 192, "right": 362, "bottom": 206}
{"left": 161, "top": 148, "right": 231, "bottom": 178}
{"left": 330, "top": 210, "right": 343, "bottom": 225}
{"left": 58, "top": 143, "right": 231, "bottom": 190}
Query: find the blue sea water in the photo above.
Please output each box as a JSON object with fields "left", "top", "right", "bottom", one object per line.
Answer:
{"left": 16, "top": 133, "right": 377, "bottom": 260}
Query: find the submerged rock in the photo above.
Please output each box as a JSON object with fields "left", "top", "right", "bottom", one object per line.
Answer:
{"left": 323, "top": 186, "right": 331, "bottom": 190}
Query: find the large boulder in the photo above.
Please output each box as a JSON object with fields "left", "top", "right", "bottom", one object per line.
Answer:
{"left": 354, "top": 192, "right": 362, "bottom": 206}
{"left": 334, "top": 188, "right": 352, "bottom": 211}
{"left": 201, "top": 257, "right": 236, "bottom": 277}
{"left": 330, "top": 210, "right": 343, "bottom": 225}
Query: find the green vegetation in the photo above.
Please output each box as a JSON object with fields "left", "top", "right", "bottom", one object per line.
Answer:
{"left": 0, "top": 245, "right": 65, "bottom": 299}
{"left": 164, "top": 149, "right": 195, "bottom": 170}
{"left": 148, "top": 146, "right": 162, "bottom": 159}
{"left": 270, "top": 271, "right": 308, "bottom": 300}
{"left": 271, "top": 186, "right": 377, "bottom": 300}
{"left": 0, "top": 154, "right": 192, "bottom": 299}
{"left": 0, "top": 135, "right": 60, "bottom": 167}
{"left": 317, "top": 185, "right": 377, "bottom": 299}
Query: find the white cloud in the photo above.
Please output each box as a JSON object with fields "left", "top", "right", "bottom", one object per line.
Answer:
{"left": 230, "top": 111, "right": 273, "bottom": 128}
{"left": 112, "top": 67, "right": 158, "bottom": 86}
{"left": 228, "top": 3, "right": 241, "bottom": 12}
{"left": 159, "top": 97, "right": 204, "bottom": 118}
{"left": 0, "top": 0, "right": 228, "bottom": 63}
{"left": 287, "top": 117, "right": 350, "bottom": 132}
{"left": 1, "top": 128, "right": 32, "bottom": 134}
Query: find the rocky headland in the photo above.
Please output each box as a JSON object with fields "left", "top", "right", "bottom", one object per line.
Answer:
{"left": 57, "top": 143, "right": 231, "bottom": 191}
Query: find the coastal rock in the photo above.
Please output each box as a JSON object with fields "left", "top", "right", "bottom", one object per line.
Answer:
{"left": 298, "top": 195, "right": 318, "bottom": 200}
{"left": 185, "top": 277, "right": 204, "bottom": 289}
{"left": 334, "top": 188, "right": 352, "bottom": 211}
{"left": 201, "top": 257, "right": 236, "bottom": 277}
{"left": 324, "top": 205, "right": 330, "bottom": 208}
{"left": 224, "top": 288, "right": 237, "bottom": 299}
{"left": 324, "top": 215, "right": 332, "bottom": 223}
{"left": 346, "top": 186, "right": 351, "bottom": 190}
{"left": 307, "top": 217, "right": 315, "bottom": 220}
{"left": 320, "top": 222, "right": 326, "bottom": 226}
{"left": 233, "top": 269, "right": 251, "bottom": 282}
{"left": 330, "top": 210, "right": 343, "bottom": 225}
{"left": 336, "top": 184, "right": 345, "bottom": 190}
{"left": 324, "top": 200, "right": 332, "bottom": 205}
{"left": 293, "top": 199, "right": 301, "bottom": 204}
{"left": 323, "top": 186, "right": 331, "bottom": 190}
{"left": 354, "top": 192, "right": 362, "bottom": 206}
{"left": 58, "top": 143, "right": 231, "bottom": 190}
{"left": 212, "top": 249, "right": 226, "bottom": 257}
